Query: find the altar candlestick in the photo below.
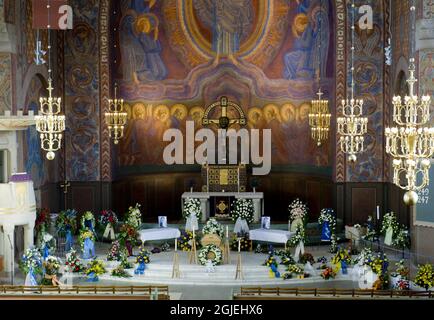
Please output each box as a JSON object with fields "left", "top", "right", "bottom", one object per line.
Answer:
{"left": 288, "top": 220, "right": 291, "bottom": 231}
{"left": 238, "top": 239, "right": 241, "bottom": 253}
{"left": 226, "top": 226, "right": 229, "bottom": 238}
{"left": 175, "top": 238, "right": 177, "bottom": 251}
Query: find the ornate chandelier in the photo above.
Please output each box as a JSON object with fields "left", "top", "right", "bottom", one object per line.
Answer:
{"left": 309, "top": 2, "right": 331, "bottom": 147}
{"left": 309, "top": 89, "right": 331, "bottom": 146}
{"left": 35, "top": 2, "right": 65, "bottom": 160}
{"left": 337, "top": 0, "right": 368, "bottom": 162}
{"left": 35, "top": 78, "right": 66, "bottom": 160}
{"left": 385, "top": 59, "right": 433, "bottom": 205}
{"left": 105, "top": 86, "right": 127, "bottom": 144}
{"left": 385, "top": 2, "right": 434, "bottom": 206}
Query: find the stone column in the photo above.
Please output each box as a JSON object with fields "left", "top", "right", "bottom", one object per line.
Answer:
{"left": 252, "top": 198, "right": 261, "bottom": 223}
{"left": 24, "top": 221, "right": 35, "bottom": 251}
{"left": 2, "top": 223, "right": 14, "bottom": 273}
{"left": 200, "top": 198, "right": 208, "bottom": 223}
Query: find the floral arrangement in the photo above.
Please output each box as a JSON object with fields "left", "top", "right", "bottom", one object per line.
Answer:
{"left": 318, "top": 208, "right": 338, "bottom": 253}
{"left": 380, "top": 212, "right": 399, "bottom": 236}
{"left": 287, "top": 224, "right": 306, "bottom": 247}
{"left": 35, "top": 208, "right": 51, "bottom": 236}
{"left": 19, "top": 248, "right": 43, "bottom": 275}
{"left": 317, "top": 256, "right": 328, "bottom": 264}
{"left": 321, "top": 267, "right": 337, "bottom": 280}
{"left": 392, "top": 226, "right": 410, "bottom": 249}
{"left": 79, "top": 229, "right": 96, "bottom": 251}
{"left": 41, "top": 256, "right": 61, "bottom": 285}
{"left": 120, "top": 252, "right": 133, "bottom": 269}
{"left": 263, "top": 254, "right": 278, "bottom": 269}
{"left": 331, "top": 248, "right": 352, "bottom": 266}
{"left": 230, "top": 235, "right": 252, "bottom": 252}
{"left": 286, "top": 264, "right": 304, "bottom": 275}
{"left": 362, "top": 216, "right": 377, "bottom": 241}
{"left": 85, "top": 259, "right": 106, "bottom": 276}
{"left": 107, "top": 240, "right": 122, "bottom": 261}
{"left": 198, "top": 244, "right": 222, "bottom": 266}
{"left": 367, "top": 252, "right": 389, "bottom": 277}
{"left": 298, "top": 252, "right": 315, "bottom": 265}
{"left": 99, "top": 210, "right": 118, "bottom": 228}
{"left": 126, "top": 203, "right": 142, "bottom": 228}
{"left": 354, "top": 247, "right": 373, "bottom": 265}
{"left": 414, "top": 264, "right": 434, "bottom": 290}
{"left": 231, "top": 198, "right": 254, "bottom": 224}
{"left": 177, "top": 230, "right": 196, "bottom": 251}
{"left": 202, "top": 218, "right": 224, "bottom": 238}
{"left": 111, "top": 265, "right": 131, "bottom": 278}
{"left": 276, "top": 250, "right": 295, "bottom": 266}
{"left": 118, "top": 223, "right": 139, "bottom": 246}
{"left": 288, "top": 198, "right": 308, "bottom": 222}
{"left": 55, "top": 209, "right": 77, "bottom": 235}
{"left": 40, "top": 233, "right": 57, "bottom": 257}
{"left": 65, "top": 249, "right": 84, "bottom": 273}
{"left": 136, "top": 246, "right": 151, "bottom": 264}
{"left": 80, "top": 211, "right": 96, "bottom": 231}
{"left": 183, "top": 198, "right": 202, "bottom": 220}
{"left": 391, "top": 260, "right": 410, "bottom": 279}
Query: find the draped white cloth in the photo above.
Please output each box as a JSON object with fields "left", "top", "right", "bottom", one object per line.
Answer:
{"left": 185, "top": 215, "right": 199, "bottom": 231}
{"left": 233, "top": 218, "right": 249, "bottom": 234}
{"left": 294, "top": 241, "right": 305, "bottom": 261}
{"left": 249, "top": 229, "right": 294, "bottom": 244}
{"left": 139, "top": 228, "right": 181, "bottom": 243}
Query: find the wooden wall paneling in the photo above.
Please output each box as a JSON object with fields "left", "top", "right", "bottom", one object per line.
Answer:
{"left": 351, "top": 187, "right": 377, "bottom": 224}
{"left": 306, "top": 180, "right": 321, "bottom": 220}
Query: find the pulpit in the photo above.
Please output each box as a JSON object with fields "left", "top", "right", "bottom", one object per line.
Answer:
{"left": 0, "top": 173, "right": 37, "bottom": 272}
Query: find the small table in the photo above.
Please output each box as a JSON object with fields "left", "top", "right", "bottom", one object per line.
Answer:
{"left": 139, "top": 227, "right": 181, "bottom": 243}
{"left": 249, "top": 229, "right": 294, "bottom": 249}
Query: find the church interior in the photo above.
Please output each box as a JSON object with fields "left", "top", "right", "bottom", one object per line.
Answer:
{"left": 0, "top": 0, "right": 433, "bottom": 301}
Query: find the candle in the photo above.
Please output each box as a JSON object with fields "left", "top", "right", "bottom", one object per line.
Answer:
{"left": 237, "top": 167, "right": 240, "bottom": 193}
{"left": 175, "top": 238, "right": 177, "bottom": 251}
{"left": 288, "top": 220, "right": 291, "bottom": 231}
{"left": 192, "top": 228, "right": 196, "bottom": 240}
{"left": 226, "top": 225, "right": 229, "bottom": 238}
{"left": 206, "top": 166, "right": 209, "bottom": 192}
{"left": 238, "top": 239, "right": 241, "bottom": 253}
{"left": 376, "top": 206, "right": 380, "bottom": 220}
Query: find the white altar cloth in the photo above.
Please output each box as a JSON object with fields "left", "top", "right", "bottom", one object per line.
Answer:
{"left": 139, "top": 227, "right": 181, "bottom": 243}
{"left": 249, "top": 229, "right": 294, "bottom": 244}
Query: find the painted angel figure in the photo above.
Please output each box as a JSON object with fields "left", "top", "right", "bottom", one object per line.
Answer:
{"left": 193, "top": 0, "right": 254, "bottom": 65}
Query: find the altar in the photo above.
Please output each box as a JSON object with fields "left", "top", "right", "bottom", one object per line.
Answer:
{"left": 181, "top": 192, "right": 264, "bottom": 223}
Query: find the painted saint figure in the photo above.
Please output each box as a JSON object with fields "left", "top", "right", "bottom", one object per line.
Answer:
{"left": 193, "top": 0, "right": 254, "bottom": 65}
{"left": 283, "top": 0, "right": 329, "bottom": 80}
{"left": 119, "top": 0, "right": 167, "bottom": 83}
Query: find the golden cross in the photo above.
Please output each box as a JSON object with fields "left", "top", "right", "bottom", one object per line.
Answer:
{"left": 60, "top": 180, "right": 70, "bottom": 194}
{"left": 202, "top": 96, "right": 246, "bottom": 129}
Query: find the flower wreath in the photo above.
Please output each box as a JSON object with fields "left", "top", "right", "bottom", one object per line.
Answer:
{"left": 81, "top": 211, "right": 96, "bottom": 230}
{"left": 198, "top": 244, "right": 223, "bottom": 266}
{"left": 56, "top": 209, "right": 77, "bottom": 235}
{"left": 19, "top": 247, "right": 43, "bottom": 275}
{"left": 231, "top": 198, "right": 254, "bottom": 224}
{"left": 183, "top": 198, "right": 202, "bottom": 220}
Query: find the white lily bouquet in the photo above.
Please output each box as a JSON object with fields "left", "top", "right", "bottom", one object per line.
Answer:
{"left": 202, "top": 218, "right": 224, "bottom": 238}
{"left": 288, "top": 199, "right": 308, "bottom": 232}
{"left": 183, "top": 198, "right": 202, "bottom": 231}
{"left": 318, "top": 208, "right": 338, "bottom": 253}
{"left": 231, "top": 198, "right": 254, "bottom": 234}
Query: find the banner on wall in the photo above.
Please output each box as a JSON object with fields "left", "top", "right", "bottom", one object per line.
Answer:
{"left": 32, "top": 0, "right": 71, "bottom": 30}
